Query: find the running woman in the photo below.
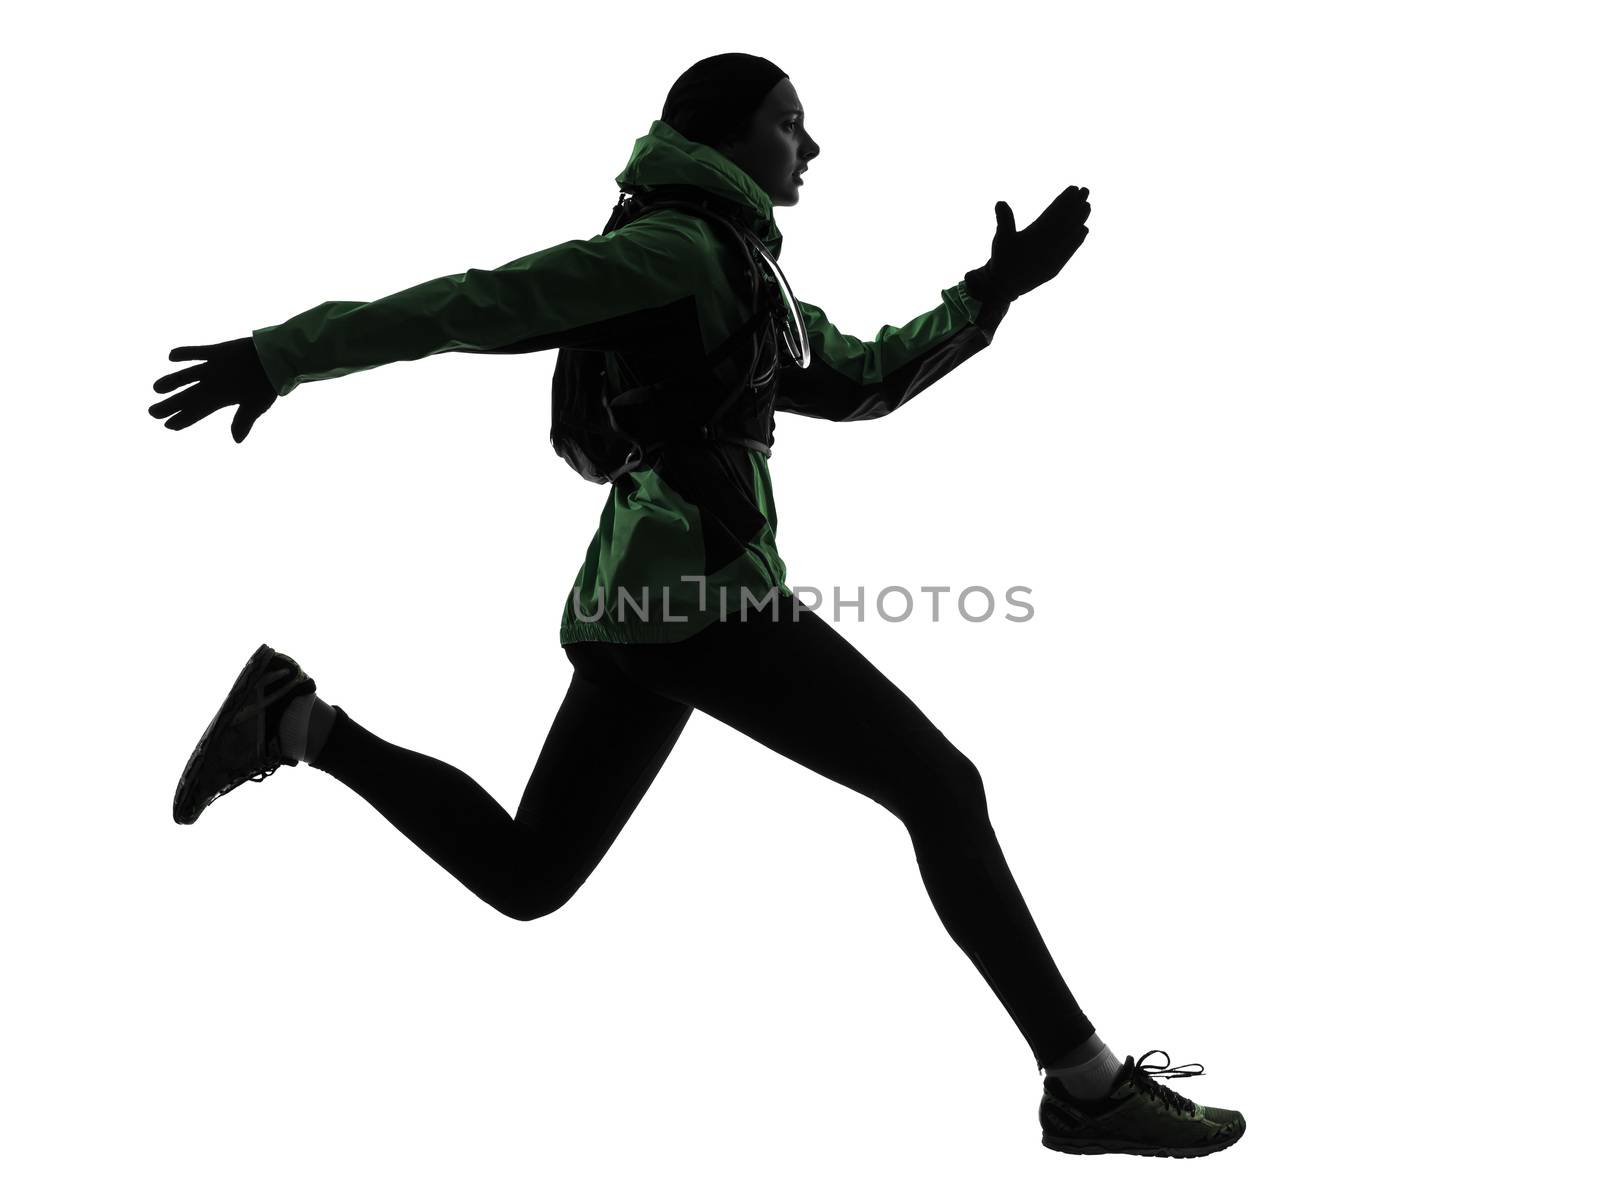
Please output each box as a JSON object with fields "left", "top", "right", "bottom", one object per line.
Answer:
{"left": 148, "top": 53, "right": 1244, "bottom": 1158}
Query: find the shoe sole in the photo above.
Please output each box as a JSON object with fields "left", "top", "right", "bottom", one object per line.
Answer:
{"left": 172, "top": 643, "right": 302, "bottom": 825}
{"left": 1042, "top": 1120, "right": 1245, "bottom": 1158}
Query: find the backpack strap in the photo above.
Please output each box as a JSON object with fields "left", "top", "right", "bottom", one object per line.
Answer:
{"left": 600, "top": 193, "right": 781, "bottom": 470}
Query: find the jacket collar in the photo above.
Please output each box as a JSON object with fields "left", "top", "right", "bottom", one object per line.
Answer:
{"left": 616, "top": 119, "right": 784, "bottom": 259}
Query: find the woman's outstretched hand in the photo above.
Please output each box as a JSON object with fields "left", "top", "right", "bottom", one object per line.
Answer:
{"left": 150, "top": 337, "right": 279, "bottom": 442}
{"left": 965, "top": 185, "right": 1091, "bottom": 306}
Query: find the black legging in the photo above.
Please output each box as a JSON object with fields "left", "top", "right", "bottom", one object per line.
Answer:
{"left": 312, "top": 593, "right": 1094, "bottom": 1068}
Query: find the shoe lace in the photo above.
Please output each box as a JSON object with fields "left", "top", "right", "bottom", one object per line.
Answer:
{"left": 1129, "top": 1049, "right": 1204, "bottom": 1115}
{"left": 213, "top": 761, "right": 284, "bottom": 802}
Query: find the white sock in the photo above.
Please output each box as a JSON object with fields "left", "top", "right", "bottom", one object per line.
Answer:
{"left": 1043, "top": 1033, "right": 1124, "bottom": 1100}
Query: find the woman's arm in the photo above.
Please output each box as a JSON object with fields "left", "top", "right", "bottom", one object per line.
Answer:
{"left": 250, "top": 212, "right": 712, "bottom": 398}
{"left": 774, "top": 279, "right": 1010, "bottom": 423}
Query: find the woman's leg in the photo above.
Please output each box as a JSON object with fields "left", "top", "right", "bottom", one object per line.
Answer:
{"left": 309, "top": 652, "right": 693, "bottom": 920}
{"left": 594, "top": 596, "right": 1094, "bottom": 1070}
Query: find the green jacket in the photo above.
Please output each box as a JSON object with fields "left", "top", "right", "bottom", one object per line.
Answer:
{"left": 252, "top": 120, "right": 1011, "bottom": 645}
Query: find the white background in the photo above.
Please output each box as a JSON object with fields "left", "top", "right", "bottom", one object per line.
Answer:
{"left": 4, "top": 1, "right": 1595, "bottom": 1193}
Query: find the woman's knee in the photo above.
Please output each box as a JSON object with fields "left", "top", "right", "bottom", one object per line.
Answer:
{"left": 900, "top": 748, "right": 990, "bottom": 830}
{"left": 496, "top": 877, "right": 578, "bottom": 923}
{"left": 949, "top": 750, "right": 989, "bottom": 810}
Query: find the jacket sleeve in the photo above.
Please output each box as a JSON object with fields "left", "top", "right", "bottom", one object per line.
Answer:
{"left": 250, "top": 213, "right": 708, "bottom": 397}
{"left": 773, "top": 278, "right": 1010, "bottom": 423}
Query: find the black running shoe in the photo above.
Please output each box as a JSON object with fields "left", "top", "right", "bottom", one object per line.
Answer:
{"left": 1040, "top": 1050, "right": 1245, "bottom": 1158}
{"left": 172, "top": 643, "right": 316, "bottom": 825}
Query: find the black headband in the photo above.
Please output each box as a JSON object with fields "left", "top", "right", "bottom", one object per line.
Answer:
{"left": 661, "top": 52, "right": 789, "bottom": 150}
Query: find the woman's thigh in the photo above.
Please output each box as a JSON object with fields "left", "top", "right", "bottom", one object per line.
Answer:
{"left": 513, "top": 650, "right": 695, "bottom": 874}
{"left": 595, "top": 600, "right": 982, "bottom": 825}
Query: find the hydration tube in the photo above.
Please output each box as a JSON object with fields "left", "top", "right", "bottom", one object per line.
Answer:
{"left": 598, "top": 193, "right": 809, "bottom": 478}
{"left": 743, "top": 232, "right": 810, "bottom": 371}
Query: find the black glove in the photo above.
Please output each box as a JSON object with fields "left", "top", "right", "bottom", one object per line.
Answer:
{"left": 149, "top": 337, "right": 279, "bottom": 443}
{"left": 964, "top": 185, "right": 1091, "bottom": 306}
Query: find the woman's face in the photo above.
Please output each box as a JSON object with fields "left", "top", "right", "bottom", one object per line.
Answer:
{"left": 715, "top": 78, "right": 820, "bottom": 208}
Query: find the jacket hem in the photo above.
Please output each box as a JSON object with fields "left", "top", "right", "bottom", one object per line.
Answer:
{"left": 558, "top": 616, "right": 719, "bottom": 646}
{"left": 558, "top": 581, "right": 798, "bottom": 646}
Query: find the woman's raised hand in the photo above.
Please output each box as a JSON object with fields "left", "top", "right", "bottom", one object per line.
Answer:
{"left": 150, "top": 337, "right": 279, "bottom": 443}
{"left": 967, "top": 184, "right": 1091, "bottom": 306}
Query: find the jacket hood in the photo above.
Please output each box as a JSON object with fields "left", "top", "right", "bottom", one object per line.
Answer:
{"left": 616, "top": 119, "right": 784, "bottom": 259}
